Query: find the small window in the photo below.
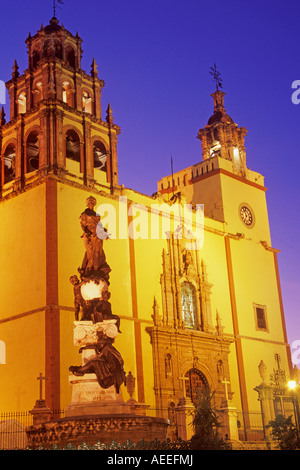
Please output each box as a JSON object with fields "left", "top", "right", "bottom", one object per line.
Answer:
{"left": 254, "top": 304, "right": 268, "bottom": 332}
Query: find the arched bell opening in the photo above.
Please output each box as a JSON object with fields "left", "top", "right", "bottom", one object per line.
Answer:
{"left": 93, "top": 140, "right": 107, "bottom": 172}
{"left": 32, "top": 50, "right": 41, "bottom": 69}
{"left": 26, "top": 130, "right": 40, "bottom": 173}
{"left": 66, "top": 129, "right": 80, "bottom": 162}
{"left": 3, "top": 143, "right": 16, "bottom": 184}
{"left": 82, "top": 90, "right": 92, "bottom": 114}
{"left": 62, "top": 81, "right": 74, "bottom": 107}
{"left": 65, "top": 46, "right": 76, "bottom": 68}
{"left": 18, "top": 92, "right": 26, "bottom": 114}
{"left": 32, "top": 81, "right": 43, "bottom": 106}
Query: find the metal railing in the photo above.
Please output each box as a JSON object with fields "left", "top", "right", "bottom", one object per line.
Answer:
{"left": 0, "top": 408, "right": 267, "bottom": 449}
{"left": 237, "top": 411, "right": 264, "bottom": 441}
{"left": 0, "top": 410, "right": 65, "bottom": 449}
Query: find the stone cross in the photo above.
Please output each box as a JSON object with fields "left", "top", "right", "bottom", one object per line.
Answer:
{"left": 37, "top": 373, "right": 48, "bottom": 401}
{"left": 178, "top": 375, "right": 190, "bottom": 398}
{"left": 221, "top": 378, "right": 230, "bottom": 402}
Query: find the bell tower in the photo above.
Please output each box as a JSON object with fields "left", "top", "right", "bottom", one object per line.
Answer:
{"left": 197, "top": 90, "right": 248, "bottom": 175}
{"left": 0, "top": 16, "right": 120, "bottom": 195}
{"left": 0, "top": 17, "right": 121, "bottom": 411}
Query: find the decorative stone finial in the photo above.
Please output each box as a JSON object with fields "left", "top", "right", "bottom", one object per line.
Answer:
{"left": 12, "top": 60, "right": 19, "bottom": 80}
{"left": 152, "top": 297, "right": 162, "bottom": 326}
{"left": 0, "top": 107, "right": 6, "bottom": 126}
{"left": 91, "top": 58, "right": 98, "bottom": 78}
{"left": 106, "top": 103, "right": 114, "bottom": 125}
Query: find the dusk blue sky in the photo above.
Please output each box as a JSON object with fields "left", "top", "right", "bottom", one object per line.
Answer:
{"left": 0, "top": 1, "right": 299, "bottom": 363}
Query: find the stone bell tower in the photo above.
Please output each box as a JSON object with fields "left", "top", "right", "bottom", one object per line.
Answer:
{"left": 0, "top": 17, "right": 121, "bottom": 412}
{"left": 1, "top": 16, "right": 120, "bottom": 195}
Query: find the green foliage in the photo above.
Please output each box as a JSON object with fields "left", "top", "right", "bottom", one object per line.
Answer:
{"left": 189, "top": 389, "right": 230, "bottom": 450}
{"left": 268, "top": 414, "right": 300, "bottom": 450}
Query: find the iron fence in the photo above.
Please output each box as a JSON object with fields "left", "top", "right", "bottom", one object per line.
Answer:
{"left": 0, "top": 408, "right": 266, "bottom": 449}
{"left": 237, "top": 411, "right": 264, "bottom": 441}
{"left": 0, "top": 410, "right": 65, "bottom": 449}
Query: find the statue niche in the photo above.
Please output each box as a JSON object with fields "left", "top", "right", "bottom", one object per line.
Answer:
{"left": 69, "top": 196, "right": 126, "bottom": 394}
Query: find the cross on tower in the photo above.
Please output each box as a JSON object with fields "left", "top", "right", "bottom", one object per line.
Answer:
{"left": 37, "top": 372, "right": 48, "bottom": 401}
{"left": 53, "top": 0, "right": 64, "bottom": 18}
{"left": 209, "top": 63, "right": 223, "bottom": 91}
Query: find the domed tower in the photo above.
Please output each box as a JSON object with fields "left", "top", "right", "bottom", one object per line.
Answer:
{"left": 0, "top": 16, "right": 120, "bottom": 194}
{"left": 197, "top": 90, "right": 248, "bottom": 175}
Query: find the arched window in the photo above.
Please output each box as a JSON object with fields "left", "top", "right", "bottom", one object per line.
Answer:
{"left": 3, "top": 143, "right": 16, "bottom": 183}
{"left": 26, "top": 130, "right": 39, "bottom": 173}
{"left": 55, "top": 42, "right": 63, "bottom": 60}
{"left": 66, "top": 46, "right": 76, "bottom": 68}
{"left": 32, "top": 50, "right": 40, "bottom": 68}
{"left": 33, "top": 81, "right": 43, "bottom": 106}
{"left": 66, "top": 129, "right": 80, "bottom": 162}
{"left": 18, "top": 92, "right": 26, "bottom": 114}
{"left": 82, "top": 91, "right": 92, "bottom": 114}
{"left": 185, "top": 368, "right": 209, "bottom": 403}
{"left": 62, "top": 81, "right": 73, "bottom": 107}
{"left": 93, "top": 140, "right": 107, "bottom": 172}
{"left": 181, "top": 282, "right": 198, "bottom": 329}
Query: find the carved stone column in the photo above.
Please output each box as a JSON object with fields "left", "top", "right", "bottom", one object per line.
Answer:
{"left": 82, "top": 116, "right": 94, "bottom": 187}
{"left": 254, "top": 383, "right": 275, "bottom": 439}
{"left": 13, "top": 115, "right": 25, "bottom": 191}
{"left": 254, "top": 360, "right": 275, "bottom": 439}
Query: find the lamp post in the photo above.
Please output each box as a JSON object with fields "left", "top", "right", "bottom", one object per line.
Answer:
{"left": 288, "top": 380, "right": 300, "bottom": 438}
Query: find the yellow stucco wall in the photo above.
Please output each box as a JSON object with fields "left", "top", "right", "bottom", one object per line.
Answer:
{"left": 0, "top": 185, "right": 46, "bottom": 411}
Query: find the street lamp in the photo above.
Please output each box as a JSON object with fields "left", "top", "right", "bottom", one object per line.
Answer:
{"left": 288, "top": 380, "right": 297, "bottom": 390}
{"left": 288, "top": 380, "right": 300, "bottom": 438}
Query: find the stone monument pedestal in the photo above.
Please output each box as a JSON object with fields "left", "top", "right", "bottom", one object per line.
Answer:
{"left": 66, "top": 373, "right": 133, "bottom": 416}
{"left": 26, "top": 320, "right": 169, "bottom": 448}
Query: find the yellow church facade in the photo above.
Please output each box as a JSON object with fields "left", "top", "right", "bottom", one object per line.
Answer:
{"left": 0, "top": 17, "right": 295, "bottom": 443}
